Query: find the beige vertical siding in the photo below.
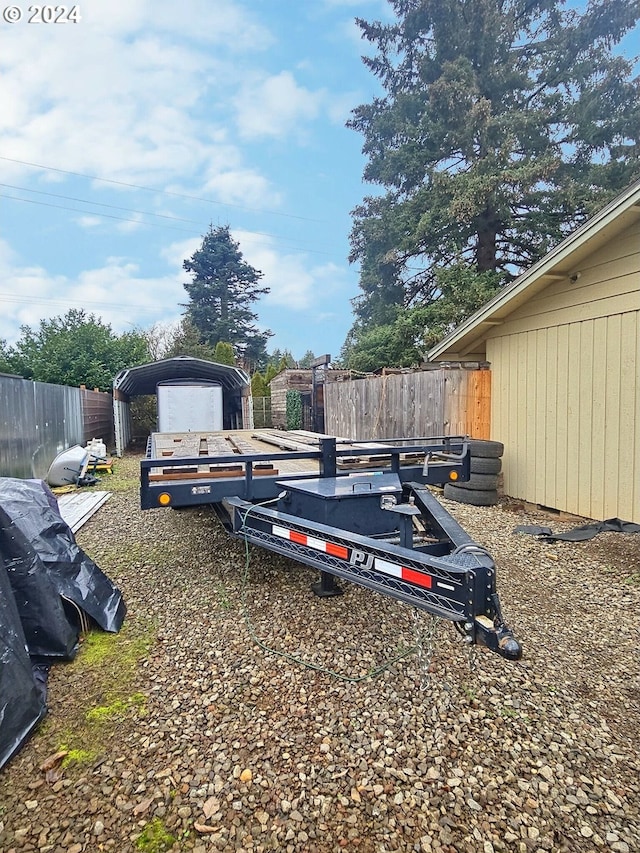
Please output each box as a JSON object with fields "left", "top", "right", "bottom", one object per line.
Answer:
{"left": 487, "top": 221, "right": 639, "bottom": 522}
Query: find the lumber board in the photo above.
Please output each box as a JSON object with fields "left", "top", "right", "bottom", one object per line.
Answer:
{"left": 251, "top": 431, "right": 314, "bottom": 452}
{"left": 149, "top": 466, "right": 278, "bottom": 482}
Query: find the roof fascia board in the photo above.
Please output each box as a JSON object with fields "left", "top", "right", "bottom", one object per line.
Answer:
{"left": 427, "top": 179, "right": 640, "bottom": 360}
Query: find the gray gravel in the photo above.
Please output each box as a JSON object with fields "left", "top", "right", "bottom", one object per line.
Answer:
{"left": 1, "top": 454, "right": 639, "bottom": 853}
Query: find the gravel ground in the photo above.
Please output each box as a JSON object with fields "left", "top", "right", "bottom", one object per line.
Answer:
{"left": 1, "top": 453, "right": 639, "bottom": 853}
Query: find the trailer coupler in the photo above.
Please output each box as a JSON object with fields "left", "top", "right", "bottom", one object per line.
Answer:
{"left": 470, "top": 615, "right": 523, "bottom": 661}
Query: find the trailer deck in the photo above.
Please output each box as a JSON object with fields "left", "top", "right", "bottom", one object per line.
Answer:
{"left": 141, "top": 430, "right": 462, "bottom": 508}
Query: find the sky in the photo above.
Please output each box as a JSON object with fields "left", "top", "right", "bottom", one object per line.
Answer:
{"left": 0, "top": 1, "right": 638, "bottom": 365}
{"left": 0, "top": 0, "right": 391, "bottom": 363}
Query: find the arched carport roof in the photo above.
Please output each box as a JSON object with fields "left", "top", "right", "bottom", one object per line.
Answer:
{"left": 113, "top": 357, "right": 250, "bottom": 398}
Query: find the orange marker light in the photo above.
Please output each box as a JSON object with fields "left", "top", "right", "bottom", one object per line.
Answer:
{"left": 449, "top": 471, "right": 459, "bottom": 481}
{"left": 158, "top": 493, "right": 171, "bottom": 506}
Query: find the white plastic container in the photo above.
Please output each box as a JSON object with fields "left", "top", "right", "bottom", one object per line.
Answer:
{"left": 86, "top": 438, "right": 107, "bottom": 459}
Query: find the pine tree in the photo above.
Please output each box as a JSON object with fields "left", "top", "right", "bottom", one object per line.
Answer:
{"left": 183, "top": 225, "right": 272, "bottom": 358}
{"left": 251, "top": 371, "right": 268, "bottom": 397}
{"left": 348, "top": 0, "right": 640, "bottom": 325}
{"left": 213, "top": 341, "right": 236, "bottom": 366}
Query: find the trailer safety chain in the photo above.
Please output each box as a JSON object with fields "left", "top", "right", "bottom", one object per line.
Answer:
{"left": 235, "top": 503, "right": 420, "bottom": 684}
{"left": 411, "top": 608, "right": 439, "bottom": 691}
{"left": 451, "top": 542, "right": 493, "bottom": 559}
{"left": 467, "top": 640, "right": 478, "bottom": 674}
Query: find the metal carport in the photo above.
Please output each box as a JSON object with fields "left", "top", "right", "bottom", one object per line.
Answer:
{"left": 112, "top": 357, "right": 252, "bottom": 456}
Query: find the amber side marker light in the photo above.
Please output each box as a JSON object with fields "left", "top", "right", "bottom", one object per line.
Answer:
{"left": 158, "top": 493, "right": 171, "bottom": 506}
{"left": 449, "top": 471, "right": 459, "bottom": 481}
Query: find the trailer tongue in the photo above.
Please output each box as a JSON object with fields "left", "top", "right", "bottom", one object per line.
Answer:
{"left": 141, "top": 432, "right": 522, "bottom": 661}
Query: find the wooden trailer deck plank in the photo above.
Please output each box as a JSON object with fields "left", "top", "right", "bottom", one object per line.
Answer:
{"left": 148, "top": 430, "right": 320, "bottom": 482}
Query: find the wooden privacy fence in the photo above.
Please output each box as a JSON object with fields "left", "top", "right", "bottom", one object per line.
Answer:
{"left": 324, "top": 367, "right": 491, "bottom": 441}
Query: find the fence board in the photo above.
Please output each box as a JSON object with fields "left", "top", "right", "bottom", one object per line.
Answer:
{"left": 324, "top": 368, "right": 490, "bottom": 440}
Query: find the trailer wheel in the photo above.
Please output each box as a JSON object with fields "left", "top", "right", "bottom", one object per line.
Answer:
{"left": 467, "top": 439, "right": 504, "bottom": 458}
{"left": 443, "top": 483, "right": 499, "bottom": 506}
{"left": 470, "top": 456, "right": 502, "bottom": 475}
{"left": 455, "top": 473, "right": 499, "bottom": 491}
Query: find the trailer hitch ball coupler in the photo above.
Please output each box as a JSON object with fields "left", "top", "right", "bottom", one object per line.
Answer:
{"left": 474, "top": 615, "right": 523, "bottom": 661}
{"left": 495, "top": 625, "right": 523, "bottom": 661}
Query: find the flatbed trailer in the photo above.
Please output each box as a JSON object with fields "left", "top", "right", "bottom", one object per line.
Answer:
{"left": 140, "top": 430, "right": 522, "bottom": 661}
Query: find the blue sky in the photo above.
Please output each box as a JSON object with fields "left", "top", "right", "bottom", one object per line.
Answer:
{"left": 0, "top": 0, "right": 391, "bottom": 362}
{"left": 0, "top": 1, "right": 638, "bottom": 364}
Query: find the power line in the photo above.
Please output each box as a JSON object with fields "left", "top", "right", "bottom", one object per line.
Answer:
{"left": 0, "top": 290, "right": 168, "bottom": 314}
{"left": 0, "top": 154, "right": 325, "bottom": 223}
{"left": 0, "top": 193, "right": 335, "bottom": 256}
{"left": 0, "top": 182, "right": 336, "bottom": 253}
{"left": 1, "top": 193, "right": 197, "bottom": 234}
{"left": 0, "top": 182, "right": 202, "bottom": 225}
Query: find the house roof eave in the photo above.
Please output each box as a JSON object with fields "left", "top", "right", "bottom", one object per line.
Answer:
{"left": 427, "top": 181, "right": 640, "bottom": 361}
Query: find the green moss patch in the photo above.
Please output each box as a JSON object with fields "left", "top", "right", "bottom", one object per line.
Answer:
{"left": 135, "top": 818, "right": 176, "bottom": 852}
{"left": 42, "top": 621, "right": 157, "bottom": 777}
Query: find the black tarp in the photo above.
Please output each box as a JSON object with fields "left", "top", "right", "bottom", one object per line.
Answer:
{"left": 0, "top": 488, "right": 80, "bottom": 660}
{"left": 0, "top": 550, "right": 47, "bottom": 770}
{"left": 0, "top": 477, "right": 127, "bottom": 770}
{"left": 513, "top": 517, "right": 640, "bottom": 542}
{"left": 0, "top": 478, "right": 126, "bottom": 638}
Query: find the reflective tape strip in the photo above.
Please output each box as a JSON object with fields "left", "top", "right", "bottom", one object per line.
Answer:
{"left": 272, "top": 525, "right": 349, "bottom": 560}
{"left": 375, "top": 557, "right": 432, "bottom": 589}
{"left": 271, "top": 526, "right": 431, "bottom": 588}
{"left": 374, "top": 557, "right": 402, "bottom": 579}
{"left": 401, "top": 567, "right": 433, "bottom": 589}
{"left": 289, "top": 530, "right": 307, "bottom": 546}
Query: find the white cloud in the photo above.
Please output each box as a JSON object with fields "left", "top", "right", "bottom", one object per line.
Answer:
{"left": 83, "top": 0, "right": 272, "bottom": 48}
{"left": 75, "top": 216, "right": 103, "bottom": 229}
{"left": 234, "top": 71, "right": 326, "bottom": 140}
{"left": 161, "top": 238, "right": 202, "bottom": 271}
{"left": 0, "top": 239, "right": 183, "bottom": 344}
{"left": 0, "top": 0, "right": 275, "bottom": 194}
{"left": 234, "top": 229, "right": 344, "bottom": 311}
{"left": 202, "top": 169, "right": 282, "bottom": 209}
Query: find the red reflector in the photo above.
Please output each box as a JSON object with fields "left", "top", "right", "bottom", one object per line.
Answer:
{"left": 326, "top": 542, "right": 349, "bottom": 559}
{"left": 401, "top": 567, "right": 433, "bottom": 589}
{"left": 290, "top": 530, "right": 307, "bottom": 545}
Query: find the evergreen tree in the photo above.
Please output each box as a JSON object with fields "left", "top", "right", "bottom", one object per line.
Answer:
{"left": 213, "top": 341, "right": 236, "bottom": 366}
{"left": 264, "top": 362, "right": 279, "bottom": 386}
{"left": 250, "top": 371, "right": 268, "bottom": 397}
{"left": 183, "top": 225, "right": 273, "bottom": 359}
{"left": 163, "top": 318, "right": 218, "bottom": 361}
{"left": 341, "top": 265, "right": 501, "bottom": 370}
{"left": 241, "top": 335, "right": 270, "bottom": 375}
{"left": 298, "top": 350, "right": 316, "bottom": 368}
{"left": 347, "top": 0, "right": 640, "bottom": 330}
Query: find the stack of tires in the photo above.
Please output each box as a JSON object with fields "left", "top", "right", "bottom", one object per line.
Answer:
{"left": 443, "top": 439, "right": 504, "bottom": 506}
